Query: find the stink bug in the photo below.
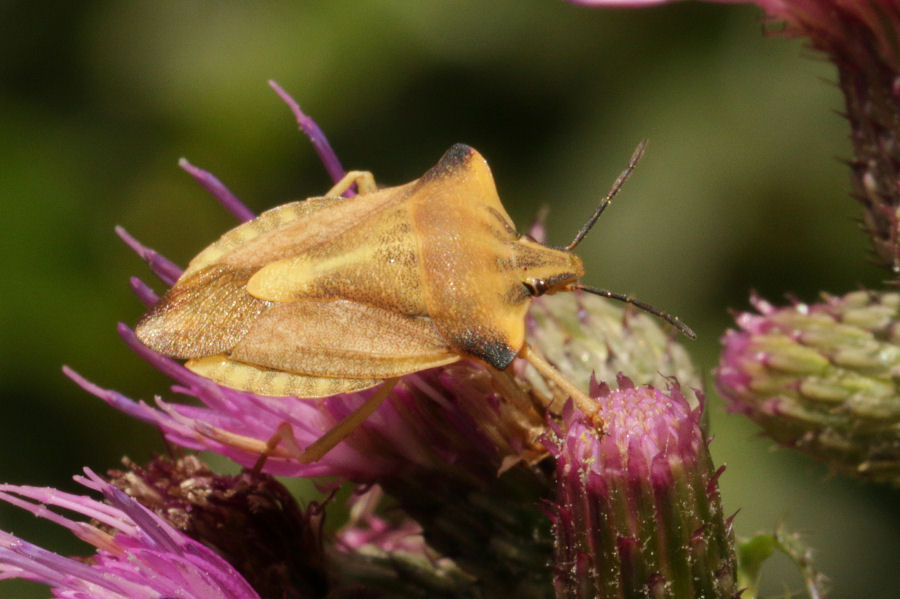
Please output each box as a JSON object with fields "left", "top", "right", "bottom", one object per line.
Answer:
{"left": 136, "top": 141, "right": 693, "bottom": 461}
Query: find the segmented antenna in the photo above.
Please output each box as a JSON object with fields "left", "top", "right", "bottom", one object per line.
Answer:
{"left": 576, "top": 284, "right": 696, "bottom": 339}
{"left": 565, "top": 140, "right": 647, "bottom": 251}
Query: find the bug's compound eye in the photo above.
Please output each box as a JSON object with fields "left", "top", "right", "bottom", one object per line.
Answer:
{"left": 523, "top": 279, "right": 549, "bottom": 296}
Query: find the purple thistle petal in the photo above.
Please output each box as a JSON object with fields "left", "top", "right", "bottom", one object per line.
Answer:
{"left": 268, "top": 79, "right": 349, "bottom": 190}
{"left": 75, "top": 323, "right": 549, "bottom": 481}
{"left": 0, "top": 471, "right": 260, "bottom": 599}
{"left": 63, "top": 365, "right": 165, "bottom": 425}
{"left": 179, "top": 158, "right": 256, "bottom": 223}
{"left": 129, "top": 276, "right": 159, "bottom": 307}
{"left": 115, "top": 226, "right": 183, "bottom": 286}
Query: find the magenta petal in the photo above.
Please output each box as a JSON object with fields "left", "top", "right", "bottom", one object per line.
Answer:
{"left": 179, "top": 158, "right": 256, "bottom": 223}
{"left": 129, "top": 276, "right": 159, "bottom": 307}
{"left": 0, "top": 470, "right": 260, "bottom": 599}
{"left": 115, "top": 226, "right": 183, "bottom": 285}
{"left": 268, "top": 79, "right": 349, "bottom": 190}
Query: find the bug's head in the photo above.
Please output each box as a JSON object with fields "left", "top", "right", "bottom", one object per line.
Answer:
{"left": 514, "top": 239, "right": 585, "bottom": 297}
{"left": 512, "top": 142, "right": 650, "bottom": 299}
{"left": 521, "top": 140, "right": 695, "bottom": 340}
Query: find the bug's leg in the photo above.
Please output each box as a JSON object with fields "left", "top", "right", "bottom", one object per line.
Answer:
{"left": 326, "top": 170, "right": 377, "bottom": 197}
{"left": 519, "top": 343, "right": 604, "bottom": 429}
{"left": 298, "top": 377, "right": 400, "bottom": 464}
{"left": 488, "top": 368, "right": 545, "bottom": 421}
{"left": 252, "top": 422, "right": 303, "bottom": 473}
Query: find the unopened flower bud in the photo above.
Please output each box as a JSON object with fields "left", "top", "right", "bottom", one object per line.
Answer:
{"left": 545, "top": 376, "right": 737, "bottom": 599}
{"left": 717, "top": 291, "right": 900, "bottom": 484}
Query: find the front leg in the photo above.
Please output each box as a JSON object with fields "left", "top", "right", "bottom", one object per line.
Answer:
{"left": 326, "top": 170, "right": 377, "bottom": 197}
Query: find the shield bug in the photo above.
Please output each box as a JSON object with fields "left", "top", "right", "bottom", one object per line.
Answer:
{"left": 136, "top": 141, "right": 693, "bottom": 461}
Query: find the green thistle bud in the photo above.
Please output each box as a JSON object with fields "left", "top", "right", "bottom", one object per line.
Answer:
{"left": 524, "top": 292, "right": 700, "bottom": 400}
{"left": 717, "top": 290, "right": 900, "bottom": 484}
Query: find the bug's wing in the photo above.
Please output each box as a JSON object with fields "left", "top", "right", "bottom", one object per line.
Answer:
{"left": 184, "top": 187, "right": 414, "bottom": 278}
{"left": 137, "top": 190, "right": 415, "bottom": 359}
{"left": 228, "top": 299, "right": 459, "bottom": 377}
{"left": 186, "top": 299, "right": 460, "bottom": 399}
{"left": 179, "top": 197, "right": 345, "bottom": 278}
{"left": 136, "top": 265, "right": 268, "bottom": 358}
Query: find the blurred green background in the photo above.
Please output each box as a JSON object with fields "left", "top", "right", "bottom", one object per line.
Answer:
{"left": 2, "top": 1, "right": 896, "bottom": 597}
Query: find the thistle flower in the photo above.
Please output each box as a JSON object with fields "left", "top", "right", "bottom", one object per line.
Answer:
{"left": 0, "top": 469, "right": 260, "bottom": 599}
{"left": 65, "top": 336, "right": 558, "bottom": 594}
{"left": 65, "top": 334, "right": 549, "bottom": 478}
{"left": 717, "top": 290, "right": 900, "bottom": 483}
{"left": 544, "top": 375, "right": 737, "bottom": 599}
{"left": 108, "top": 455, "right": 330, "bottom": 599}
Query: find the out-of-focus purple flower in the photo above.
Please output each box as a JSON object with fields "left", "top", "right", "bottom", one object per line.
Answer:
{"left": 565, "top": 0, "right": 744, "bottom": 7}
{"left": 544, "top": 375, "right": 738, "bottom": 599}
{"left": 329, "top": 486, "right": 480, "bottom": 596}
{"left": 0, "top": 469, "right": 260, "bottom": 599}
{"left": 717, "top": 291, "right": 900, "bottom": 483}
{"left": 570, "top": 2, "right": 900, "bottom": 274}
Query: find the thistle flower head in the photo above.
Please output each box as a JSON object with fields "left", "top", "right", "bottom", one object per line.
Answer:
{"left": 65, "top": 345, "right": 547, "bottom": 481}
{"left": 0, "top": 469, "right": 259, "bottom": 599}
{"left": 544, "top": 376, "right": 737, "bottom": 599}
{"left": 108, "top": 455, "right": 330, "bottom": 599}
{"left": 717, "top": 290, "right": 900, "bottom": 483}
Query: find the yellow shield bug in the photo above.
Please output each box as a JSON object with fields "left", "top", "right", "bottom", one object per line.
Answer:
{"left": 136, "top": 140, "right": 693, "bottom": 462}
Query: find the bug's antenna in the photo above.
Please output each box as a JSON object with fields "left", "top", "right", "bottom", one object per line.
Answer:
{"left": 565, "top": 140, "right": 648, "bottom": 251}
{"left": 575, "top": 284, "right": 696, "bottom": 339}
